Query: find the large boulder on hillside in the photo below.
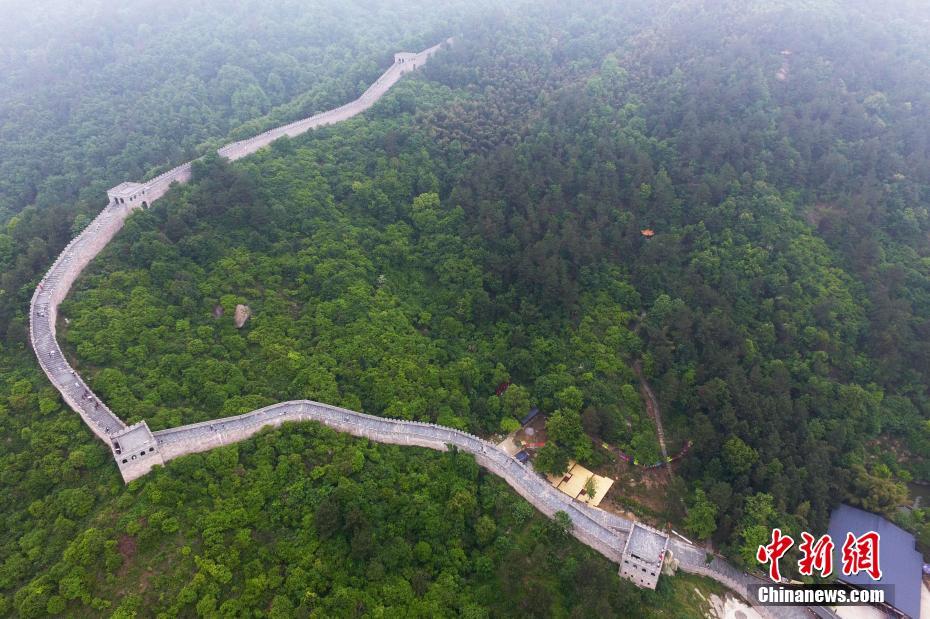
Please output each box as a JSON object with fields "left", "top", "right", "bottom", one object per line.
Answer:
{"left": 234, "top": 304, "right": 251, "bottom": 328}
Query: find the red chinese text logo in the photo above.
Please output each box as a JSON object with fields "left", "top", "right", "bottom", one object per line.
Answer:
{"left": 841, "top": 531, "right": 882, "bottom": 580}
{"left": 798, "top": 532, "right": 834, "bottom": 577}
{"left": 757, "top": 528, "right": 794, "bottom": 582}
{"left": 757, "top": 529, "right": 881, "bottom": 582}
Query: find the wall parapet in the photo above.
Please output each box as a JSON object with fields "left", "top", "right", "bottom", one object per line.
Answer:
{"left": 151, "top": 398, "right": 632, "bottom": 563}
{"left": 26, "top": 35, "right": 820, "bottom": 610}
{"left": 29, "top": 39, "right": 449, "bottom": 447}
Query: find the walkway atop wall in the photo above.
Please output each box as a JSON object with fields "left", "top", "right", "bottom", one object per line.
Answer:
{"left": 27, "top": 39, "right": 818, "bottom": 616}
{"left": 29, "top": 39, "right": 448, "bottom": 455}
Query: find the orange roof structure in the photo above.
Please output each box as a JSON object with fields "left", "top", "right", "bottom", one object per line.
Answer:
{"left": 580, "top": 474, "right": 614, "bottom": 507}
{"left": 641, "top": 229, "right": 655, "bottom": 237}
{"left": 546, "top": 462, "right": 616, "bottom": 507}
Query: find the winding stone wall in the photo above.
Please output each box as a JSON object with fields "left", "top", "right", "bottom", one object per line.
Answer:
{"left": 153, "top": 400, "right": 631, "bottom": 563}
{"left": 26, "top": 38, "right": 822, "bottom": 616}
{"left": 28, "top": 40, "right": 447, "bottom": 451}
{"left": 30, "top": 202, "right": 133, "bottom": 441}
{"left": 150, "top": 402, "right": 812, "bottom": 617}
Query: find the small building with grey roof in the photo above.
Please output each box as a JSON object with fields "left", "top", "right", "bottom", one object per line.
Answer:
{"left": 620, "top": 522, "right": 669, "bottom": 589}
{"left": 106, "top": 181, "right": 148, "bottom": 206}
{"left": 111, "top": 421, "right": 164, "bottom": 480}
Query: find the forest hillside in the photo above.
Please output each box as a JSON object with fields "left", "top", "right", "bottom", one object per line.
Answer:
{"left": 2, "top": 0, "right": 930, "bottom": 616}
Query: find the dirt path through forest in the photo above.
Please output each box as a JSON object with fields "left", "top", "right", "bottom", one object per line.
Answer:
{"left": 633, "top": 360, "right": 672, "bottom": 477}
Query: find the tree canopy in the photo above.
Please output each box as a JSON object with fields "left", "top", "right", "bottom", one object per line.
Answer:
{"left": 2, "top": 0, "right": 930, "bottom": 612}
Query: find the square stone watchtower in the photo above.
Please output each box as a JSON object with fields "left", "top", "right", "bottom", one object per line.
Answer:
{"left": 106, "top": 181, "right": 149, "bottom": 208}
{"left": 394, "top": 52, "right": 421, "bottom": 72}
{"left": 620, "top": 522, "right": 670, "bottom": 589}
{"left": 394, "top": 52, "right": 418, "bottom": 64}
{"left": 111, "top": 421, "right": 164, "bottom": 482}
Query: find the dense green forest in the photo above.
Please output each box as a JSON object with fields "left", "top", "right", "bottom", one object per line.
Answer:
{"left": 3, "top": 0, "right": 930, "bottom": 615}
{"left": 0, "top": 0, "right": 492, "bottom": 339}
{"left": 5, "top": 422, "right": 718, "bottom": 617}
{"left": 0, "top": 0, "right": 475, "bottom": 222}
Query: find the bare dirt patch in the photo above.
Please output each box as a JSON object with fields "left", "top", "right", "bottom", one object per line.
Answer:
{"left": 117, "top": 533, "right": 137, "bottom": 576}
{"left": 596, "top": 458, "right": 673, "bottom": 527}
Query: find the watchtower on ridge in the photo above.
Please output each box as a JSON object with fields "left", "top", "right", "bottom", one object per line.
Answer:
{"left": 106, "top": 181, "right": 149, "bottom": 208}
{"left": 111, "top": 421, "right": 164, "bottom": 482}
{"left": 394, "top": 52, "right": 423, "bottom": 71}
{"left": 620, "top": 522, "right": 670, "bottom": 589}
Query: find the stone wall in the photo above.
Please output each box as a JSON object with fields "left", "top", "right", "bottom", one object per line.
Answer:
{"left": 141, "top": 162, "right": 193, "bottom": 204}
{"left": 29, "top": 201, "right": 136, "bottom": 441}
{"left": 668, "top": 540, "right": 818, "bottom": 619}
{"left": 153, "top": 399, "right": 630, "bottom": 563}
{"left": 217, "top": 40, "right": 447, "bottom": 162}
{"left": 26, "top": 36, "right": 828, "bottom": 612}
{"left": 28, "top": 40, "right": 449, "bottom": 447}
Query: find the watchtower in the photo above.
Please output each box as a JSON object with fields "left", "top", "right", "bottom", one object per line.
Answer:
{"left": 394, "top": 52, "right": 421, "bottom": 71}
{"left": 106, "top": 181, "right": 149, "bottom": 208}
{"left": 620, "top": 522, "right": 669, "bottom": 589}
{"left": 111, "top": 421, "right": 164, "bottom": 482}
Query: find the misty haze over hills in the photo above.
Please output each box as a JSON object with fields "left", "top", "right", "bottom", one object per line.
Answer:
{"left": 0, "top": 1, "right": 929, "bottom": 616}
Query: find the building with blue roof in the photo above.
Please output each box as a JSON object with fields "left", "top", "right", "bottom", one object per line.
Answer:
{"left": 827, "top": 504, "right": 923, "bottom": 618}
{"left": 519, "top": 407, "right": 539, "bottom": 427}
